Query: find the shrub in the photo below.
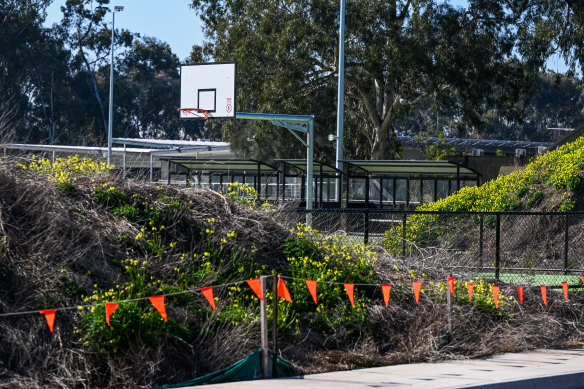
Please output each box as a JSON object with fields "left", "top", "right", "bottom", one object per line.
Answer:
{"left": 93, "top": 183, "right": 128, "bottom": 207}
{"left": 382, "top": 137, "right": 584, "bottom": 254}
{"left": 281, "top": 223, "right": 377, "bottom": 343}
{"left": 18, "top": 154, "right": 111, "bottom": 183}
{"left": 77, "top": 259, "right": 190, "bottom": 354}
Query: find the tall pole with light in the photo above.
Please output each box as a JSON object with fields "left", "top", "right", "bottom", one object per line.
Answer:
{"left": 107, "top": 5, "right": 124, "bottom": 166}
{"left": 335, "top": 0, "right": 346, "bottom": 171}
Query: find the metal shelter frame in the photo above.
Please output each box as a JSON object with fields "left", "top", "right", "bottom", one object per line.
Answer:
{"left": 235, "top": 112, "right": 314, "bottom": 212}
{"left": 340, "top": 160, "right": 481, "bottom": 208}
{"left": 275, "top": 159, "right": 343, "bottom": 207}
{"left": 159, "top": 157, "right": 278, "bottom": 199}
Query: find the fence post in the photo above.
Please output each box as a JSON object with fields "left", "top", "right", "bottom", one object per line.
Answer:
{"left": 260, "top": 276, "right": 269, "bottom": 378}
{"left": 479, "top": 214, "right": 484, "bottom": 269}
{"left": 495, "top": 214, "right": 500, "bottom": 280}
{"left": 564, "top": 214, "right": 569, "bottom": 275}
{"left": 272, "top": 274, "right": 278, "bottom": 378}
{"left": 402, "top": 214, "right": 407, "bottom": 256}
{"left": 364, "top": 211, "right": 369, "bottom": 245}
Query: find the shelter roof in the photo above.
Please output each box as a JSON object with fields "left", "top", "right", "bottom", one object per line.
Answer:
{"left": 340, "top": 160, "right": 480, "bottom": 176}
{"left": 160, "top": 158, "right": 278, "bottom": 173}
{"left": 274, "top": 159, "right": 342, "bottom": 174}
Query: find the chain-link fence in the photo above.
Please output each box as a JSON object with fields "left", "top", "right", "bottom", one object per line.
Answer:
{"left": 277, "top": 208, "right": 584, "bottom": 285}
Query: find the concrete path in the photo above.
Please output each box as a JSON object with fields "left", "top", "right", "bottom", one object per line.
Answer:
{"left": 192, "top": 349, "right": 584, "bottom": 389}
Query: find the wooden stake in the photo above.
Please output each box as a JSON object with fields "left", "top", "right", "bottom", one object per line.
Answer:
{"left": 272, "top": 274, "right": 278, "bottom": 378}
{"left": 447, "top": 276, "right": 453, "bottom": 338}
{"left": 260, "top": 276, "right": 269, "bottom": 378}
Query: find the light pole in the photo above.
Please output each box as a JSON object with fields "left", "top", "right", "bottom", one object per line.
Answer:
{"left": 335, "top": 0, "right": 346, "bottom": 171}
{"left": 107, "top": 5, "right": 124, "bottom": 166}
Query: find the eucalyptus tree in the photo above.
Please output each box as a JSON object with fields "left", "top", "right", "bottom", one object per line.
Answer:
{"left": 0, "top": 0, "right": 53, "bottom": 141}
{"left": 60, "top": 0, "right": 134, "bottom": 143}
{"left": 191, "top": 0, "right": 528, "bottom": 160}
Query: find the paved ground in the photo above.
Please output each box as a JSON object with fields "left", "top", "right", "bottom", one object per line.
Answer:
{"left": 192, "top": 349, "right": 584, "bottom": 389}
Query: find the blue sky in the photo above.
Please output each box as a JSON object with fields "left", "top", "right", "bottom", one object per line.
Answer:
{"left": 44, "top": 0, "right": 204, "bottom": 63}
{"left": 44, "top": 1, "right": 471, "bottom": 64}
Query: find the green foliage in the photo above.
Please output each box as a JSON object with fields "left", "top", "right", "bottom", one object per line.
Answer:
{"left": 382, "top": 137, "right": 584, "bottom": 253}
{"left": 54, "top": 181, "right": 77, "bottom": 196}
{"left": 434, "top": 278, "right": 514, "bottom": 316}
{"left": 226, "top": 183, "right": 258, "bottom": 206}
{"left": 77, "top": 259, "right": 190, "bottom": 354}
{"left": 18, "top": 155, "right": 111, "bottom": 183}
{"left": 112, "top": 204, "right": 140, "bottom": 221}
{"left": 92, "top": 183, "right": 128, "bottom": 207}
{"left": 525, "top": 190, "right": 543, "bottom": 208}
{"left": 281, "top": 224, "right": 376, "bottom": 342}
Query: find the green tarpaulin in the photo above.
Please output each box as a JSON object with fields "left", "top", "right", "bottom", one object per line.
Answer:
{"left": 149, "top": 349, "right": 298, "bottom": 388}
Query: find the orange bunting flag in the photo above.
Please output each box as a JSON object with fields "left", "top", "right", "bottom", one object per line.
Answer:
{"left": 582, "top": 276, "right": 584, "bottom": 285}
{"left": 467, "top": 283, "right": 474, "bottom": 302}
{"left": 246, "top": 278, "right": 264, "bottom": 302}
{"left": 39, "top": 309, "right": 57, "bottom": 333}
{"left": 540, "top": 285, "right": 547, "bottom": 306}
{"left": 447, "top": 276, "right": 455, "bottom": 295}
{"left": 492, "top": 286, "right": 500, "bottom": 309}
{"left": 413, "top": 281, "right": 422, "bottom": 304}
{"left": 381, "top": 284, "right": 391, "bottom": 307}
{"left": 105, "top": 302, "right": 119, "bottom": 327}
{"left": 200, "top": 286, "right": 216, "bottom": 310}
{"left": 277, "top": 278, "right": 292, "bottom": 302}
{"left": 306, "top": 280, "right": 318, "bottom": 305}
{"left": 344, "top": 283, "right": 355, "bottom": 307}
{"left": 148, "top": 295, "right": 168, "bottom": 322}
{"left": 562, "top": 282, "right": 569, "bottom": 302}
{"left": 517, "top": 286, "right": 524, "bottom": 306}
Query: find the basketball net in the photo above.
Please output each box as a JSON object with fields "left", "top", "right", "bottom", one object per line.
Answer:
{"left": 177, "top": 108, "right": 209, "bottom": 119}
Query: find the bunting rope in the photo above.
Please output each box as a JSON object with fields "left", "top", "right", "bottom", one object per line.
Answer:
{"left": 1, "top": 275, "right": 583, "bottom": 325}
{"left": 0, "top": 278, "right": 248, "bottom": 318}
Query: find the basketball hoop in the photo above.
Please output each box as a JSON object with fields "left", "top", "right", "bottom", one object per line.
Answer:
{"left": 177, "top": 108, "right": 209, "bottom": 119}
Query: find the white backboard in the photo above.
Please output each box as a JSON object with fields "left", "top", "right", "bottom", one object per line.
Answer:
{"left": 179, "top": 62, "right": 236, "bottom": 119}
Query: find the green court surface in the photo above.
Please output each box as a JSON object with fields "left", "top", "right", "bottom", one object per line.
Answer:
{"left": 461, "top": 272, "right": 584, "bottom": 286}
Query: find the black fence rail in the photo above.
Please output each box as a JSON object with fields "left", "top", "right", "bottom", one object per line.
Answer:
{"left": 277, "top": 208, "right": 584, "bottom": 285}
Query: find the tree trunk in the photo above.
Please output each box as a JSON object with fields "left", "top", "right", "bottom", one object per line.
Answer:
{"left": 371, "top": 124, "right": 401, "bottom": 160}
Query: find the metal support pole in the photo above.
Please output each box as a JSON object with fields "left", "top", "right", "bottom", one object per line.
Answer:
{"left": 122, "top": 144, "right": 126, "bottom": 179}
{"left": 364, "top": 210, "right": 369, "bottom": 245}
{"left": 564, "top": 214, "right": 569, "bottom": 274}
{"left": 479, "top": 214, "right": 484, "bottom": 268}
{"left": 495, "top": 214, "right": 500, "bottom": 280}
{"left": 257, "top": 163, "right": 261, "bottom": 200}
{"left": 149, "top": 153, "right": 153, "bottom": 182}
{"left": 306, "top": 120, "right": 314, "bottom": 225}
{"left": 346, "top": 169, "right": 351, "bottom": 208}
{"left": 365, "top": 174, "right": 370, "bottom": 207}
{"left": 107, "top": 11, "right": 116, "bottom": 166}
{"left": 393, "top": 178, "right": 396, "bottom": 207}
{"left": 335, "top": 0, "right": 346, "bottom": 171}
{"left": 272, "top": 274, "right": 278, "bottom": 378}
{"left": 319, "top": 164, "right": 324, "bottom": 207}
{"left": 406, "top": 177, "right": 410, "bottom": 208}
{"left": 402, "top": 214, "right": 407, "bottom": 256}
{"left": 260, "top": 276, "right": 269, "bottom": 378}
{"left": 379, "top": 178, "right": 383, "bottom": 208}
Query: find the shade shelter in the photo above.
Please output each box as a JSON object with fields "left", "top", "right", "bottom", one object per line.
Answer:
{"left": 275, "top": 159, "right": 343, "bottom": 207}
{"left": 160, "top": 158, "right": 279, "bottom": 200}
{"left": 340, "top": 160, "right": 481, "bottom": 208}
